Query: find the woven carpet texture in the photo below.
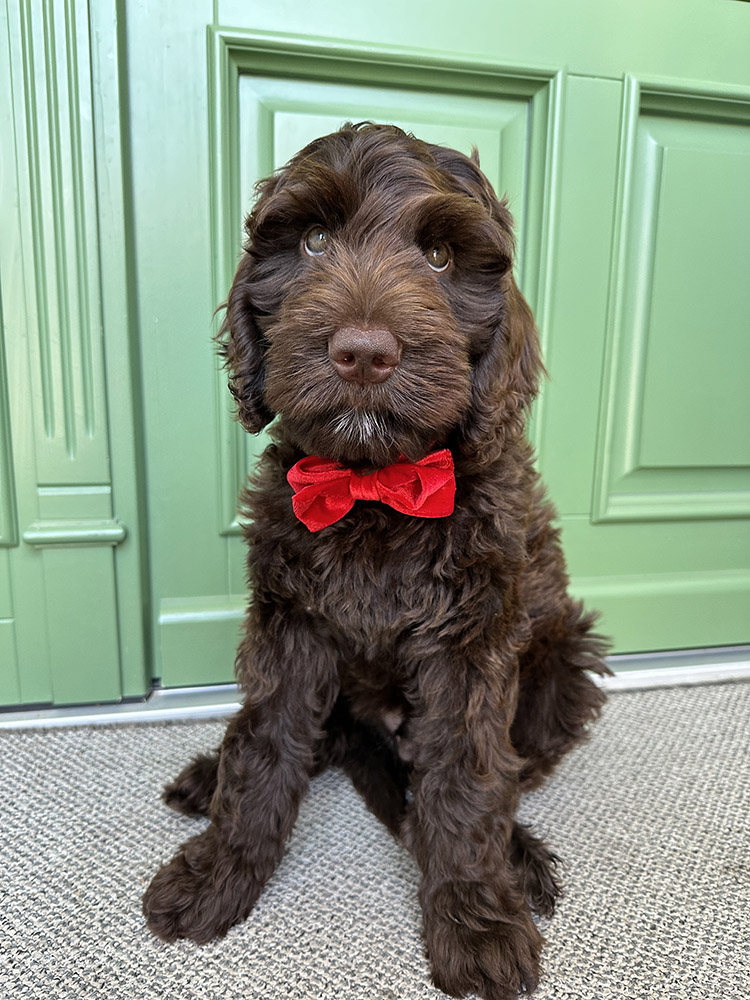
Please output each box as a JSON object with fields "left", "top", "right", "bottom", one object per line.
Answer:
{"left": 1, "top": 682, "right": 748, "bottom": 999}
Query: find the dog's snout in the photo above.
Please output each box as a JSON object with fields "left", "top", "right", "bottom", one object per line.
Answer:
{"left": 328, "top": 327, "right": 401, "bottom": 385}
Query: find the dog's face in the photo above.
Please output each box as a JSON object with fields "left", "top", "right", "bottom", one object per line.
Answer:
{"left": 220, "top": 123, "right": 541, "bottom": 467}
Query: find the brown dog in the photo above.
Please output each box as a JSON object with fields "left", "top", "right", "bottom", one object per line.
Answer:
{"left": 142, "top": 122, "right": 609, "bottom": 999}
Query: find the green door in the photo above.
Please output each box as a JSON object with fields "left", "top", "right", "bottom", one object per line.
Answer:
{"left": 1, "top": 0, "right": 748, "bottom": 705}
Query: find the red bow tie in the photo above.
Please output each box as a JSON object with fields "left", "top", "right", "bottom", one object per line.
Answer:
{"left": 287, "top": 449, "right": 456, "bottom": 532}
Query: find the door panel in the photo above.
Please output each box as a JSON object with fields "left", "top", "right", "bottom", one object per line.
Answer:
{"left": 639, "top": 145, "right": 749, "bottom": 469}
{"left": 560, "top": 77, "right": 750, "bottom": 652}
{"left": 593, "top": 79, "right": 750, "bottom": 525}
{"left": 226, "top": 65, "right": 549, "bottom": 544}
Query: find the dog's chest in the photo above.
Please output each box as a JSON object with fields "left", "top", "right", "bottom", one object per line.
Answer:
{"left": 261, "top": 511, "right": 471, "bottom": 651}
{"left": 315, "top": 530, "right": 449, "bottom": 643}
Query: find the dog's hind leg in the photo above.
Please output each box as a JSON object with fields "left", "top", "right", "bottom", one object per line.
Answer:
{"left": 318, "top": 695, "right": 411, "bottom": 836}
{"left": 162, "top": 750, "right": 220, "bottom": 817}
{"left": 509, "top": 494, "right": 611, "bottom": 791}
{"left": 162, "top": 700, "right": 411, "bottom": 832}
{"left": 512, "top": 595, "right": 610, "bottom": 791}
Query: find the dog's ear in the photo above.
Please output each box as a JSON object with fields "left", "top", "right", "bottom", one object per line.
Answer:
{"left": 217, "top": 250, "right": 275, "bottom": 434}
{"left": 427, "top": 148, "right": 545, "bottom": 461}
{"left": 460, "top": 277, "right": 544, "bottom": 462}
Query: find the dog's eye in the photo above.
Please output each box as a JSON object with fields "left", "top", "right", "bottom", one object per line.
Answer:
{"left": 303, "top": 227, "right": 329, "bottom": 256}
{"left": 425, "top": 244, "right": 451, "bottom": 272}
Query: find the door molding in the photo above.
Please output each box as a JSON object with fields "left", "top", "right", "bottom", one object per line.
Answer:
{"left": 593, "top": 74, "right": 750, "bottom": 524}
{"left": 207, "top": 27, "right": 565, "bottom": 535}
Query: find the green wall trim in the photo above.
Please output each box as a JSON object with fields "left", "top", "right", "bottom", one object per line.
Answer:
{"left": 89, "top": 0, "right": 152, "bottom": 699}
{"left": 571, "top": 569, "right": 750, "bottom": 654}
{"left": 0, "top": 620, "right": 21, "bottom": 704}
{"left": 22, "top": 519, "right": 127, "bottom": 547}
{"left": 0, "top": 285, "right": 17, "bottom": 547}
{"left": 602, "top": 488, "right": 750, "bottom": 523}
{"left": 159, "top": 595, "right": 247, "bottom": 625}
{"left": 572, "top": 568, "right": 750, "bottom": 600}
{"left": 210, "top": 26, "right": 559, "bottom": 88}
{"left": 636, "top": 74, "right": 750, "bottom": 121}
{"left": 158, "top": 596, "right": 246, "bottom": 688}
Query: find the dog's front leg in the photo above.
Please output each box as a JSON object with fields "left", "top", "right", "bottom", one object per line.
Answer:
{"left": 402, "top": 661, "right": 543, "bottom": 1000}
{"left": 142, "top": 611, "right": 338, "bottom": 943}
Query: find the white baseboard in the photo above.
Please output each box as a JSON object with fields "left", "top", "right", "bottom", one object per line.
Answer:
{"left": 603, "top": 645, "right": 750, "bottom": 690}
{"left": 1, "top": 647, "right": 748, "bottom": 730}
{"left": 0, "top": 684, "right": 241, "bottom": 730}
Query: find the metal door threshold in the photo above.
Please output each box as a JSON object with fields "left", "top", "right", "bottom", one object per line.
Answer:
{"left": 1, "top": 646, "right": 748, "bottom": 729}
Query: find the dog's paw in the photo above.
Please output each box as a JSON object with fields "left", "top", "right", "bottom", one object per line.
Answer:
{"left": 162, "top": 752, "right": 220, "bottom": 817}
{"left": 142, "top": 831, "right": 257, "bottom": 943}
{"left": 425, "top": 907, "right": 543, "bottom": 1000}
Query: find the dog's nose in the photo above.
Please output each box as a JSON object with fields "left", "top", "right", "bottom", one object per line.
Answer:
{"left": 328, "top": 327, "right": 401, "bottom": 385}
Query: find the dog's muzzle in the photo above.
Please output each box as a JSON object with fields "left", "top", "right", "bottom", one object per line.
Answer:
{"left": 328, "top": 326, "right": 402, "bottom": 385}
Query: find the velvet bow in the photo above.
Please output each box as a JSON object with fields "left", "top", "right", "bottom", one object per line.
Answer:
{"left": 286, "top": 449, "right": 456, "bottom": 532}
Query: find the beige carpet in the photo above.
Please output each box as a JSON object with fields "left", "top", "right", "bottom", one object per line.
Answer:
{"left": 1, "top": 682, "right": 748, "bottom": 999}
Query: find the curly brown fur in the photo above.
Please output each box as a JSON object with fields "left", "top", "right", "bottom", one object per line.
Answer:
{"left": 143, "top": 122, "right": 610, "bottom": 998}
{"left": 162, "top": 750, "right": 220, "bottom": 817}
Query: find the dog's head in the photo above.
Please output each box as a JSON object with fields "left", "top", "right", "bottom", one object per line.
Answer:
{"left": 219, "top": 122, "right": 542, "bottom": 467}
